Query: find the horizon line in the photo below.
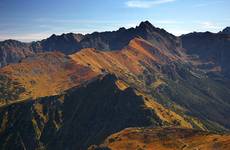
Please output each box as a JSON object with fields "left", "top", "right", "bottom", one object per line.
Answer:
{"left": 0, "top": 21, "right": 228, "bottom": 43}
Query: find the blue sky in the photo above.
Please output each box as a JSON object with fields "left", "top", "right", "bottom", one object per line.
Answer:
{"left": 0, "top": 0, "right": 229, "bottom": 41}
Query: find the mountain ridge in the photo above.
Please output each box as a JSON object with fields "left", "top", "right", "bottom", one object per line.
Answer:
{"left": 1, "top": 21, "right": 229, "bottom": 69}
{"left": 1, "top": 21, "right": 230, "bottom": 150}
{"left": 0, "top": 74, "right": 198, "bottom": 150}
{"left": 71, "top": 37, "right": 230, "bottom": 131}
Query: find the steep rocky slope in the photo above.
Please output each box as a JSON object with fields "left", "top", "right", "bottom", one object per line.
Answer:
{"left": 181, "top": 31, "right": 230, "bottom": 78}
{"left": 0, "top": 34, "right": 83, "bottom": 67}
{"left": 0, "top": 40, "right": 33, "bottom": 67}
{"left": 31, "top": 33, "right": 84, "bottom": 54}
{"left": 0, "top": 74, "right": 195, "bottom": 150}
{"left": 90, "top": 127, "right": 230, "bottom": 150}
{"left": 71, "top": 37, "right": 230, "bottom": 131}
{"left": 79, "top": 21, "right": 181, "bottom": 52}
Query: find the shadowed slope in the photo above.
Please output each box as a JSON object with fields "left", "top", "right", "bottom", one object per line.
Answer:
{"left": 0, "top": 40, "right": 33, "bottom": 67}
{"left": 181, "top": 31, "right": 230, "bottom": 78}
{"left": 0, "top": 74, "right": 193, "bottom": 150}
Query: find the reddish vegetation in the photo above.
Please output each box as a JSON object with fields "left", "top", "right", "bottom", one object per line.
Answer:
{"left": 92, "top": 127, "right": 230, "bottom": 150}
{"left": 70, "top": 38, "right": 207, "bottom": 129}
{"left": 70, "top": 38, "right": 179, "bottom": 75}
{"left": 70, "top": 37, "right": 183, "bottom": 95}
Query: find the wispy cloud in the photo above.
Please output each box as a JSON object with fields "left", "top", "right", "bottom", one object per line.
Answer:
{"left": 125, "top": 0, "right": 176, "bottom": 8}
{"left": 0, "top": 33, "right": 52, "bottom": 42}
{"left": 194, "top": 0, "right": 224, "bottom": 7}
{"left": 154, "top": 20, "right": 183, "bottom": 25}
{"left": 200, "top": 21, "right": 222, "bottom": 30}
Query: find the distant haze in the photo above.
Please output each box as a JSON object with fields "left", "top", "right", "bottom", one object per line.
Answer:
{"left": 0, "top": 0, "right": 230, "bottom": 42}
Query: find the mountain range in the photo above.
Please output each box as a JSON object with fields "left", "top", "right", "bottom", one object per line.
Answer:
{"left": 0, "top": 21, "right": 230, "bottom": 150}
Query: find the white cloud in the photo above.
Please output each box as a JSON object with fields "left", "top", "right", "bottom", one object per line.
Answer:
{"left": 167, "top": 29, "right": 191, "bottom": 36}
{"left": 125, "top": 0, "right": 176, "bottom": 8}
{"left": 194, "top": 0, "right": 224, "bottom": 7}
{"left": 200, "top": 21, "right": 222, "bottom": 30}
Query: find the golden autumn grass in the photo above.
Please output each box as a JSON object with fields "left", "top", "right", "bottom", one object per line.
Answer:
{"left": 114, "top": 79, "right": 194, "bottom": 128}
{"left": 70, "top": 38, "right": 177, "bottom": 75}
{"left": 95, "top": 127, "right": 230, "bottom": 150}
{"left": 0, "top": 52, "right": 99, "bottom": 106}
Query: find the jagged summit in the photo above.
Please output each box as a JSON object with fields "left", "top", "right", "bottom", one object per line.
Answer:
{"left": 0, "top": 39, "right": 28, "bottom": 46}
{"left": 118, "top": 27, "right": 126, "bottom": 31}
{"left": 138, "top": 20, "right": 155, "bottom": 29}
{"left": 221, "top": 27, "right": 230, "bottom": 34}
{"left": 47, "top": 33, "right": 84, "bottom": 42}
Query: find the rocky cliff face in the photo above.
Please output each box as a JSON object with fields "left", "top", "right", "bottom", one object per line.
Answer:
{"left": 32, "top": 33, "right": 84, "bottom": 54}
{"left": 181, "top": 32, "right": 230, "bottom": 78}
{"left": 79, "top": 21, "right": 181, "bottom": 52}
{"left": 0, "top": 40, "right": 33, "bottom": 67}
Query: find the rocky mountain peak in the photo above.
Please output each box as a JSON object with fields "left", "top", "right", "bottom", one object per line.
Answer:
{"left": 221, "top": 27, "right": 230, "bottom": 34}
{"left": 0, "top": 39, "right": 27, "bottom": 47}
{"left": 138, "top": 20, "right": 155, "bottom": 30}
